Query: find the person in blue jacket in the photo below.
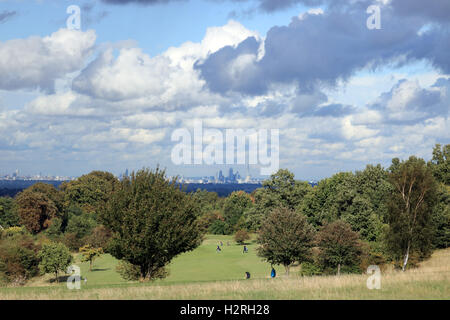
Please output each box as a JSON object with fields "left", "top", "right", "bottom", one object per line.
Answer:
{"left": 271, "top": 267, "right": 276, "bottom": 278}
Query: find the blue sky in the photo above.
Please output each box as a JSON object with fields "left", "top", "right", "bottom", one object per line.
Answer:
{"left": 0, "top": 0, "right": 449, "bottom": 180}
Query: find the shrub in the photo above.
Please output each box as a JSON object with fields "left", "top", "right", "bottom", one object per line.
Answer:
{"left": 299, "top": 262, "right": 322, "bottom": 277}
{"left": 359, "top": 241, "right": 388, "bottom": 272}
{"left": 1, "top": 226, "right": 27, "bottom": 238}
{"left": 234, "top": 229, "right": 250, "bottom": 244}
{"left": 0, "top": 234, "right": 40, "bottom": 285}
{"left": 115, "top": 260, "right": 141, "bottom": 281}
{"left": 38, "top": 242, "right": 73, "bottom": 282}
{"left": 116, "top": 260, "right": 168, "bottom": 282}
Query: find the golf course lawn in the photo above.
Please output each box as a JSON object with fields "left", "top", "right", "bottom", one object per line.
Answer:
{"left": 77, "top": 234, "right": 283, "bottom": 286}
{"left": 1, "top": 234, "right": 283, "bottom": 289}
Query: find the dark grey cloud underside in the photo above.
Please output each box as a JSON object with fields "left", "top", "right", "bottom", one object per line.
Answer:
{"left": 194, "top": 1, "right": 450, "bottom": 96}
{"left": 100, "top": 0, "right": 450, "bottom": 20}
{"left": 0, "top": 10, "right": 17, "bottom": 24}
{"left": 101, "top": 0, "right": 184, "bottom": 5}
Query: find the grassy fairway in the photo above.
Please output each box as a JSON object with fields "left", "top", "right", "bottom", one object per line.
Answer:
{"left": 0, "top": 235, "right": 449, "bottom": 299}
{"left": 69, "top": 234, "right": 282, "bottom": 286}
{"left": 1, "top": 234, "right": 282, "bottom": 288}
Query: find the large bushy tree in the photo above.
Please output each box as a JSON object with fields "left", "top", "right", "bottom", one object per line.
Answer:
{"left": 257, "top": 207, "right": 315, "bottom": 275}
{"left": 61, "top": 171, "right": 119, "bottom": 214}
{"left": 300, "top": 166, "right": 389, "bottom": 242}
{"left": 27, "top": 183, "right": 64, "bottom": 214}
{"left": 15, "top": 189, "right": 58, "bottom": 234}
{"left": 316, "top": 220, "right": 362, "bottom": 275}
{"left": 100, "top": 168, "right": 203, "bottom": 280}
{"left": 385, "top": 156, "right": 438, "bottom": 271}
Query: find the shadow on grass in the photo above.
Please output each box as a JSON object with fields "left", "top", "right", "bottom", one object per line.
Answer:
{"left": 48, "top": 275, "right": 70, "bottom": 284}
{"left": 91, "top": 268, "right": 110, "bottom": 272}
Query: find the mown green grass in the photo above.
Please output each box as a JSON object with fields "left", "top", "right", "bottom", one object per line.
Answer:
{"left": 1, "top": 234, "right": 282, "bottom": 289}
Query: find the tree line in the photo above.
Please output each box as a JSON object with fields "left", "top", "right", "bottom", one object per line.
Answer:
{"left": 0, "top": 144, "right": 448, "bottom": 284}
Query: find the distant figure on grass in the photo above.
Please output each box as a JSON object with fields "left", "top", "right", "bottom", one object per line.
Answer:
{"left": 84, "top": 277, "right": 87, "bottom": 284}
{"left": 245, "top": 272, "right": 251, "bottom": 279}
{"left": 220, "top": 241, "right": 223, "bottom": 247}
{"left": 216, "top": 245, "right": 221, "bottom": 253}
{"left": 243, "top": 245, "right": 248, "bottom": 253}
{"left": 271, "top": 268, "right": 276, "bottom": 278}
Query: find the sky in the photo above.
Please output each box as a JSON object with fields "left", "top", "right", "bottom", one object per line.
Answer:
{"left": 0, "top": 0, "right": 449, "bottom": 180}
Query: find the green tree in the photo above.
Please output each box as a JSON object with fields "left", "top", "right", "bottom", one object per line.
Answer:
{"left": 316, "top": 220, "right": 362, "bottom": 275}
{"left": 300, "top": 172, "right": 356, "bottom": 228}
{"left": 300, "top": 167, "right": 389, "bottom": 242}
{"left": 385, "top": 156, "right": 438, "bottom": 271}
{"left": 257, "top": 207, "right": 315, "bottom": 275}
{"left": 428, "top": 144, "right": 450, "bottom": 185}
{"left": 79, "top": 245, "right": 103, "bottom": 271}
{"left": 354, "top": 164, "right": 393, "bottom": 219}
{"left": 246, "top": 169, "right": 312, "bottom": 230}
{"left": 38, "top": 242, "right": 73, "bottom": 282}
{"left": 222, "top": 191, "right": 253, "bottom": 234}
{"left": 341, "top": 195, "right": 384, "bottom": 242}
{"left": 65, "top": 213, "right": 96, "bottom": 240}
{"left": 0, "top": 197, "right": 20, "bottom": 228}
{"left": 100, "top": 168, "right": 203, "bottom": 280}
{"left": 431, "top": 184, "right": 450, "bottom": 248}
{"left": 61, "top": 171, "right": 119, "bottom": 214}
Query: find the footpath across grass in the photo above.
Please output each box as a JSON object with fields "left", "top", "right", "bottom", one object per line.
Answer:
{"left": 0, "top": 235, "right": 449, "bottom": 299}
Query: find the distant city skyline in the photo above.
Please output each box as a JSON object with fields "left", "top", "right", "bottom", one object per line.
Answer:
{"left": 0, "top": 166, "right": 270, "bottom": 184}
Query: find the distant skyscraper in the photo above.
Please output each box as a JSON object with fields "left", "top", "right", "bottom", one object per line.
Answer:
{"left": 228, "top": 168, "right": 234, "bottom": 180}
